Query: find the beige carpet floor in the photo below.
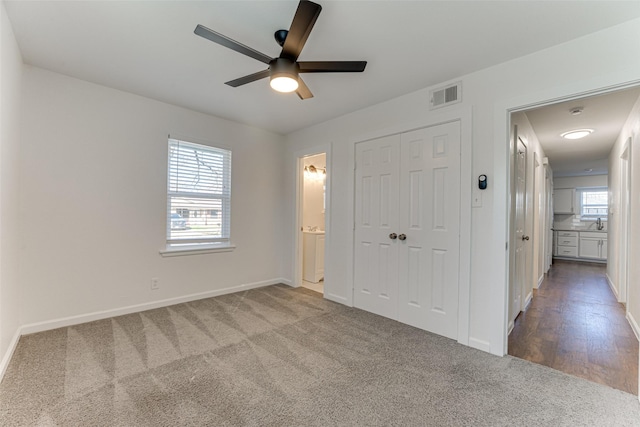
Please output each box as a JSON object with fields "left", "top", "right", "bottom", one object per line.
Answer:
{"left": 1, "top": 284, "right": 639, "bottom": 426}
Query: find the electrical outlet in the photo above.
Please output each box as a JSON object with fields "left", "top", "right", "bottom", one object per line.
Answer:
{"left": 151, "top": 278, "right": 159, "bottom": 290}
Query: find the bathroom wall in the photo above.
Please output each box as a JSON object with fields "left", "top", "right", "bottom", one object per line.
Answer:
{"left": 303, "top": 153, "right": 326, "bottom": 231}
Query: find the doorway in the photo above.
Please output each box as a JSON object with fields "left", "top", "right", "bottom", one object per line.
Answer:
{"left": 506, "top": 86, "right": 640, "bottom": 394}
{"left": 299, "top": 153, "right": 326, "bottom": 294}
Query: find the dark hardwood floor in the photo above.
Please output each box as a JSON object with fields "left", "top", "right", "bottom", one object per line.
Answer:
{"left": 508, "top": 259, "right": 639, "bottom": 395}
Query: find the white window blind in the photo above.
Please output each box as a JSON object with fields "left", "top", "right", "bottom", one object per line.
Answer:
{"left": 167, "top": 138, "right": 231, "bottom": 246}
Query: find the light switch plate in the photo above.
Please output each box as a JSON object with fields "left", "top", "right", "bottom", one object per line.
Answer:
{"left": 472, "top": 190, "right": 482, "bottom": 208}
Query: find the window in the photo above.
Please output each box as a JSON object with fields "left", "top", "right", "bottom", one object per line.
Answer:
{"left": 579, "top": 189, "right": 608, "bottom": 218}
{"left": 166, "top": 138, "right": 231, "bottom": 248}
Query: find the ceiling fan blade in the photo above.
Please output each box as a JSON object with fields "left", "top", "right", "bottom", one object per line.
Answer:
{"left": 280, "top": 0, "right": 322, "bottom": 61}
{"left": 298, "top": 61, "right": 367, "bottom": 73}
{"left": 195, "top": 24, "right": 273, "bottom": 65}
{"left": 296, "top": 77, "right": 314, "bottom": 100}
{"left": 225, "top": 69, "right": 271, "bottom": 87}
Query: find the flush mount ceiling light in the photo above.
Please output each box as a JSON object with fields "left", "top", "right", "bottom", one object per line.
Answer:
{"left": 561, "top": 129, "right": 594, "bottom": 140}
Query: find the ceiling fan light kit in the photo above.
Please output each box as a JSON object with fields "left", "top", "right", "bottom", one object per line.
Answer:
{"left": 269, "top": 58, "right": 300, "bottom": 93}
{"left": 194, "top": 0, "right": 367, "bottom": 99}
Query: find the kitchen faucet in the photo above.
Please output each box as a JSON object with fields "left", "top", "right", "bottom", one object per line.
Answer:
{"left": 596, "top": 217, "right": 604, "bottom": 231}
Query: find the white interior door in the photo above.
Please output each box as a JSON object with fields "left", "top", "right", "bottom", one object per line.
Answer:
{"left": 511, "top": 138, "right": 527, "bottom": 326}
{"left": 354, "top": 121, "right": 461, "bottom": 340}
{"left": 397, "top": 123, "right": 461, "bottom": 339}
{"left": 354, "top": 135, "right": 400, "bottom": 319}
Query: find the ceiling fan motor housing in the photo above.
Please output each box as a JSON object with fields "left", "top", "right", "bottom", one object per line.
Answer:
{"left": 270, "top": 57, "right": 299, "bottom": 80}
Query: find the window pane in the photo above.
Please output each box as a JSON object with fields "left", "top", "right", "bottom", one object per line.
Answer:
{"left": 581, "top": 191, "right": 608, "bottom": 217}
{"left": 169, "top": 196, "right": 225, "bottom": 242}
{"left": 167, "top": 139, "right": 231, "bottom": 245}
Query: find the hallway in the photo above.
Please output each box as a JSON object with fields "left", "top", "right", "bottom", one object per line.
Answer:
{"left": 508, "top": 260, "right": 639, "bottom": 395}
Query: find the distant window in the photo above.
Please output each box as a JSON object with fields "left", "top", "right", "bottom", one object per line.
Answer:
{"left": 167, "top": 138, "right": 231, "bottom": 247}
{"left": 580, "top": 189, "right": 608, "bottom": 218}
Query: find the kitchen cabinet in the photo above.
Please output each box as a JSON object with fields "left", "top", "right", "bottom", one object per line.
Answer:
{"left": 303, "top": 231, "right": 324, "bottom": 283}
{"left": 553, "top": 230, "right": 607, "bottom": 261}
{"left": 579, "top": 231, "right": 607, "bottom": 260}
{"left": 554, "top": 231, "right": 578, "bottom": 257}
{"left": 553, "top": 189, "right": 575, "bottom": 214}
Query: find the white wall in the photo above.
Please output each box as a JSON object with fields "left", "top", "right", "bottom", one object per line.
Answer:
{"left": 0, "top": 1, "right": 23, "bottom": 371}
{"left": 554, "top": 175, "right": 607, "bottom": 189}
{"left": 283, "top": 18, "right": 640, "bottom": 355}
{"left": 19, "top": 66, "right": 287, "bottom": 326}
{"left": 608, "top": 93, "right": 640, "bottom": 336}
{"left": 302, "top": 153, "right": 325, "bottom": 231}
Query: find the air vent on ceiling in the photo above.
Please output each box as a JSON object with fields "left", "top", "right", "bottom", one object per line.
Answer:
{"left": 429, "top": 81, "right": 462, "bottom": 109}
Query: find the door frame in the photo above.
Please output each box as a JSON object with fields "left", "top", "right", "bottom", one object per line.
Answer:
{"left": 348, "top": 106, "right": 472, "bottom": 346}
{"left": 496, "top": 80, "right": 640, "bottom": 357}
{"left": 619, "top": 139, "right": 631, "bottom": 305}
{"left": 293, "top": 145, "right": 331, "bottom": 294}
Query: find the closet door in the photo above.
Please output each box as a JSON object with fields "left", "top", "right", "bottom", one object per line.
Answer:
{"left": 397, "top": 122, "right": 461, "bottom": 339}
{"left": 354, "top": 135, "right": 400, "bottom": 319}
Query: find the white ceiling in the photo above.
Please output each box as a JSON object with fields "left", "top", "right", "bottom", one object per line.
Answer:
{"left": 524, "top": 86, "right": 640, "bottom": 177}
{"left": 5, "top": 1, "right": 640, "bottom": 135}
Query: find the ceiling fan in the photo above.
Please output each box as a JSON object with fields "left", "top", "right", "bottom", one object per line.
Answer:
{"left": 194, "top": 0, "right": 367, "bottom": 100}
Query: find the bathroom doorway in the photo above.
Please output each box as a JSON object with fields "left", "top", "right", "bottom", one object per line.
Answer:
{"left": 299, "top": 153, "right": 326, "bottom": 294}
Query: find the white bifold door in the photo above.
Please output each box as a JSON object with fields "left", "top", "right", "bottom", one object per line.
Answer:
{"left": 354, "top": 121, "right": 461, "bottom": 340}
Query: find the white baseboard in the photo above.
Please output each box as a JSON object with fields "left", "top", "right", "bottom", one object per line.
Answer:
{"left": 279, "top": 278, "right": 293, "bottom": 287}
{"left": 627, "top": 312, "right": 640, "bottom": 342}
{"left": 537, "top": 275, "right": 544, "bottom": 289}
{"left": 21, "top": 278, "right": 284, "bottom": 336}
{"left": 0, "top": 328, "right": 22, "bottom": 383}
{"left": 325, "top": 292, "right": 349, "bottom": 305}
{"left": 606, "top": 273, "right": 620, "bottom": 300}
{"left": 468, "top": 337, "right": 492, "bottom": 353}
{"left": 524, "top": 292, "right": 533, "bottom": 310}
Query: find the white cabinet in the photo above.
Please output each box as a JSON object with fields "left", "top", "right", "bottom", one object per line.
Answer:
{"left": 553, "top": 189, "right": 575, "bottom": 214}
{"left": 303, "top": 231, "right": 324, "bottom": 283}
{"left": 554, "top": 231, "right": 578, "bottom": 257}
{"left": 579, "top": 232, "right": 607, "bottom": 260}
{"left": 554, "top": 230, "right": 607, "bottom": 261}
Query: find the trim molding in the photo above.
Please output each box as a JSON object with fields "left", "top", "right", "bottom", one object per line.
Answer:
{"left": 606, "top": 273, "right": 620, "bottom": 300}
{"left": 325, "top": 292, "right": 349, "bottom": 305}
{"left": 537, "top": 274, "right": 544, "bottom": 289}
{"left": 524, "top": 292, "right": 533, "bottom": 310}
{"left": 20, "top": 278, "right": 283, "bottom": 336}
{"left": 468, "top": 337, "right": 492, "bottom": 354}
{"left": 0, "top": 328, "right": 22, "bottom": 383}
{"left": 627, "top": 312, "right": 640, "bottom": 342}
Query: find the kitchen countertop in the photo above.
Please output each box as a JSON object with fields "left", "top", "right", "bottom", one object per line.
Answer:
{"left": 553, "top": 228, "right": 607, "bottom": 233}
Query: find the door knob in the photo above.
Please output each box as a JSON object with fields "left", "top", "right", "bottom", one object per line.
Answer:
{"left": 398, "top": 234, "right": 407, "bottom": 241}
{"left": 522, "top": 235, "right": 530, "bottom": 241}
{"left": 389, "top": 233, "right": 397, "bottom": 240}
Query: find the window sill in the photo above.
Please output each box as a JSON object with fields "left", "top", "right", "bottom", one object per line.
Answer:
{"left": 159, "top": 244, "right": 236, "bottom": 257}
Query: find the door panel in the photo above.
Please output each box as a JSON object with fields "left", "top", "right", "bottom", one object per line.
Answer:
{"left": 354, "top": 135, "right": 400, "bottom": 319}
{"left": 511, "top": 138, "right": 527, "bottom": 326}
{"left": 398, "top": 123, "right": 461, "bottom": 339}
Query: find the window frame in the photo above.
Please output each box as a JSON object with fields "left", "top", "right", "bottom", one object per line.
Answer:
{"left": 578, "top": 187, "right": 608, "bottom": 220}
{"left": 161, "top": 137, "right": 234, "bottom": 256}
